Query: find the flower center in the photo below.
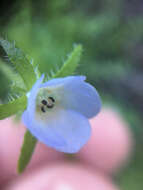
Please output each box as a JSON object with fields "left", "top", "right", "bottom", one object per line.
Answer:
{"left": 41, "top": 97, "right": 55, "bottom": 113}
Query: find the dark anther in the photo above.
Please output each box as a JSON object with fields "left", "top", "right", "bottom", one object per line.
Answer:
{"left": 48, "top": 97, "right": 55, "bottom": 102}
{"left": 41, "top": 106, "right": 46, "bottom": 112}
{"left": 47, "top": 104, "right": 54, "bottom": 109}
{"left": 41, "top": 99, "right": 47, "bottom": 105}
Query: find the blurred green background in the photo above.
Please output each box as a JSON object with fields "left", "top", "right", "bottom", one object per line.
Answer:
{"left": 0, "top": 0, "right": 143, "bottom": 189}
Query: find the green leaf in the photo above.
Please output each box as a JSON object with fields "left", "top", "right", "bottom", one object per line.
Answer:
{"left": 11, "top": 85, "right": 27, "bottom": 94}
{"left": 53, "top": 44, "right": 83, "bottom": 78}
{"left": 0, "top": 60, "right": 26, "bottom": 92}
{"left": 18, "top": 130, "right": 37, "bottom": 173}
{"left": 0, "top": 39, "right": 37, "bottom": 91}
{"left": 0, "top": 95, "right": 27, "bottom": 120}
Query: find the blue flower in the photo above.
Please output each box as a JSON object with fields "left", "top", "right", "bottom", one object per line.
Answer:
{"left": 22, "top": 75, "right": 101, "bottom": 153}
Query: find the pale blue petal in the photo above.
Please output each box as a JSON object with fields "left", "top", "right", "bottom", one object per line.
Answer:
{"left": 40, "top": 75, "right": 101, "bottom": 118}
{"left": 27, "top": 74, "right": 44, "bottom": 114}
{"left": 22, "top": 111, "right": 66, "bottom": 147}
{"left": 22, "top": 109, "right": 91, "bottom": 153}
{"left": 22, "top": 75, "right": 100, "bottom": 153}
{"left": 62, "top": 80, "right": 102, "bottom": 118}
{"left": 40, "top": 76, "right": 86, "bottom": 88}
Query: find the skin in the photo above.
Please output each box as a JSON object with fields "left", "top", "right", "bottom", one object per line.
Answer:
{"left": 78, "top": 108, "right": 133, "bottom": 174}
{"left": 0, "top": 108, "right": 132, "bottom": 189}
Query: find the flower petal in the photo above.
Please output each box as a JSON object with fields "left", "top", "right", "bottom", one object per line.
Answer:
{"left": 40, "top": 76, "right": 86, "bottom": 88}
{"left": 63, "top": 80, "right": 101, "bottom": 118}
{"left": 40, "top": 76, "right": 101, "bottom": 118}
{"left": 22, "top": 109, "right": 91, "bottom": 153}
{"left": 27, "top": 74, "right": 44, "bottom": 113}
{"left": 22, "top": 110, "right": 66, "bottom": 147}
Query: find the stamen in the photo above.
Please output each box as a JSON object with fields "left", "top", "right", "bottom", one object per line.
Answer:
{"left": 41, "top": 99, "right": 47, "bottom": 105}
{"left": 46, "top": 97, "right": 55, "bottom": 109}
{"left": 47, "top": 104, "right": 54, "bottom": 109}
{"left": 41, "top": 106, "right": 46, "bottom": 112}
{"left": 48, "top": 97, "right": 55, "bottom": 102}
{"left": 40, "top": 97, "right": 55, "bottom": 110}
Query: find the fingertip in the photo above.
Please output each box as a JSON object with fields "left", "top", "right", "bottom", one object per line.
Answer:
{"left": 77, "top": 107, "right": 133, "bottom": 174}
{"left": 6, "top": 162, "right": 119, "bottom": 190}
{"left": 0, "top": 118, "right": 63, "bottom": 184}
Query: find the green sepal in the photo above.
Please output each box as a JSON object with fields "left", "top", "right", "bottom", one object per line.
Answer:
{"left": 0, "top": 95, "right": 27, "bottom": 120}
{"left": 0, "top": 39, "right": 37, "bottom": 91}
{"left": 54, "top": 44, "right": 83, "bottom": 78}
{"left": 18, "top": 130, "right": 37, "bottom": 173}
